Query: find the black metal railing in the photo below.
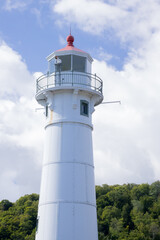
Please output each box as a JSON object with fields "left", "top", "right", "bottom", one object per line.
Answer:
{"left": 36, "top": 72, "right": 103, "bottom": 94}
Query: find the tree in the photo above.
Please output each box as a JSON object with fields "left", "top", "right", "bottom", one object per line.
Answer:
{"left": 131, "top": 184, "right": 150, "bottom": 200}
{"left": 109, "top": 218, "right": 123, "bottom": 239}
{"left": 0, "top": 194, "right": 38, "bottom": 240}
{"left": 150, "top": 181, "right": 160, "bottom": 199}
{"left": 1, "top": 182, "right": 160, "bottom": 239}
{"left": 0, "top": 200, "right": 13, "bottom": 211}
{"left": 107, "top": 185, "right": 130, "bottom": 209}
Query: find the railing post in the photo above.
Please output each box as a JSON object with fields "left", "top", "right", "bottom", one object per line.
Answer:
{"left": 47, "top": 72, "right": 49, "bottom": 88}
{"left": 36, "top": 72, "right": 103, "bottom": 95}
{"left": 36, "top": 80, "right": 38, "bottom": 93}
{"left": 101, "top": 81, "right": 103, "bottom": 93}
{"left": 55, "top": 72, "right": 56, "bottom": 86}
{"left": 59, "top": 70, "right": 61, "bottom": 86}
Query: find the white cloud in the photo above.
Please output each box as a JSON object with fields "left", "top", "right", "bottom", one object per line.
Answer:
{"left": 53, "top": 0, "right": 160, "bottom": 47}
{"left": 59, "top": 35, "right": 66, "bottom": 46}
{"left": 97, "top": 47, "right": 113, "bottom": 62}
{"left": 53, "top": 0, "right": 127, "bottom": 35}
{"left": 1, "top": 0, "right": 160, "bottom": 201}
{"left": 0, "top": 144, "right": 41, "bottom": 201}
{"left": 0, "top": 42, "right": 34, "bottom": 98}
{"left": 0, "top": 42, "right": 44, "bottom": 201}
{"left": 31, "top": 8, "right": 43, "bottom": 27}
{"left": 3, "top": 0, "right": 32, "bottom": 11}
{"left": 92, "top": 30, "right": 160, "bottom": 185}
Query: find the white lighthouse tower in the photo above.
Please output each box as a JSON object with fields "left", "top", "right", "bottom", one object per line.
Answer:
{"left": 35, "top": 34, "right": 103, "bottom": 240}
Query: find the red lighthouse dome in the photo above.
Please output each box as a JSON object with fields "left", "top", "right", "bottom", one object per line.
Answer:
{"left": 55, "top": 34, "right": 85, "bottom": 53}
{"left": 67, "top": 34, "right": 74, "bottom": 46}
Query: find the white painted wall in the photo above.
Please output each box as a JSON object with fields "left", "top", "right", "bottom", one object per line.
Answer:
{"left": 36, "top": 46, "right": 103, "bottom": 240}
{"left": 36, "top": 89, "right": 99, "bottom": 240}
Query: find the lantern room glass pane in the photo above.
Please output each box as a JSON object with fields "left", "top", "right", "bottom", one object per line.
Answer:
{"left": 49, "top": 59, "right": 55, "bottom": 74}
{"left": 58, "top": 55, "right": 71, "bottom": 71}
{"left": 73, "top": 55, "right": 86, "bottom": 72}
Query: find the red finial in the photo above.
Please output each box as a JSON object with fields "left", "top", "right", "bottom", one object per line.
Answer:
{"left": 67, "top": 34, "right": 74, "bottom": 46}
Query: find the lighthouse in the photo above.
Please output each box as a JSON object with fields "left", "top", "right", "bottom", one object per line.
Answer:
{"left": 35, "top": 34, "right": 103, "bottom": 240}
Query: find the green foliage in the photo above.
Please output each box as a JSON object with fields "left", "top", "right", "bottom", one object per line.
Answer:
{"left": 0, "top": 182, "right": 160, "bottom": 239}
{"left": 150, "top": 181, "right": 160, "bottom": 199}
{"left": 97, "top": 182, "right": 160, "bottom": 240}
{"left": 0, "top": 194, "right": 38, "bottom": 240}
{"left": 0, "top": 200, "right": 13, "bottom": 211}
{"left": 131, "top": 184, "right": 150, "bottom": 200}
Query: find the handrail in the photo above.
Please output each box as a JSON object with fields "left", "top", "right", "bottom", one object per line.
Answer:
{"left": 36, "top": 72, "right": 103, "bottom": 94}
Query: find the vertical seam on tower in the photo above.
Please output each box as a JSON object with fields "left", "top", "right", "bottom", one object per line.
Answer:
{"left": 73, "top": 123, "right": 75, "bottom": 240}
{"left": 73, "top": 162, "right": 75, "bottom": 239}
{"left": 45, "top": 164, "right": 49, "bottom": 205}
{"left": 57, "top": 202, "right": 60, "bottom": 240}
{"left": 73, "top": 203, "right": 75, "bottom": 239}
{"left": 73, "top": 163, "right": 75, "bottom": 202}
{"left": 61, "top": 122, "right": 63, "bottom": 162}
{"left": 85, "top": 165, "right": 88, "bottom": 203}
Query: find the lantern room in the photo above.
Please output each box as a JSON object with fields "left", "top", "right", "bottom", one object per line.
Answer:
{"left": 36, "top": 34, "right": 103, "bottom": 106}
{"left": 47, "top": 34, "right": 93, "bottom": 75}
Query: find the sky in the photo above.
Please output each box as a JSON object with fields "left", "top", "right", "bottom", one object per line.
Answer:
{"left": 0, "top": 0, "right": 160, "bottom": 202}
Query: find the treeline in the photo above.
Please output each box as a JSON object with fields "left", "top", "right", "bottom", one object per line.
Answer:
{"left": 0, "top": 181, "right": 160, "bottom": 240}
{"left": 97, "top": 181, "right": 160, "bottom": 240}
{"left": 0, "top": 194, "right": 38, "bottom": 239}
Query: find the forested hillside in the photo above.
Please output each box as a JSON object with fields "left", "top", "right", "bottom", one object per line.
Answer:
{"left": 96, "top": 181, "right": 160, "bottom": 240}
{"left": 0, "top": 181, "right": 160, "bottom": 240}
{"left": 0, "top": 194, "right": 38, "bottom": 240}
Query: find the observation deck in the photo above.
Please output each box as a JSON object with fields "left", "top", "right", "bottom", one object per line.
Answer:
{"left": 36, "top": 71, "right": 103, "bottom": 105}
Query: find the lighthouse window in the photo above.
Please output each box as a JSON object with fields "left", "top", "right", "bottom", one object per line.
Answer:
{"left": 58, "top": 55, "right": 71, "bottom": 71}
{"left": 73, "top": 55, "right": 86, "bottom": 72}
{"left": 45, "top": 105, "right": 48, "bottom": 117}
{"left": 49, "top": 59, "right": 55, "bottom": 74}
{"left": 80, "top": 100, "right": 89, "bottom": 116}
